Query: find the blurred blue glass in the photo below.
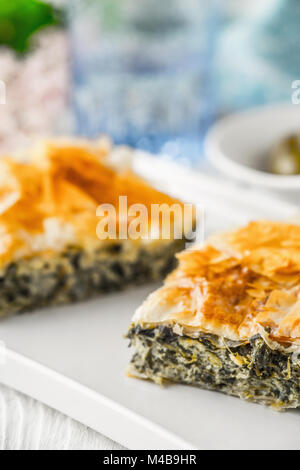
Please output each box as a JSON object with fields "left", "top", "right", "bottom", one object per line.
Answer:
{"left": 69, "top": 0, "right": 220, "bottom": 165}
{"left": 217, "top": 0, "right": 300, "bottom": 113}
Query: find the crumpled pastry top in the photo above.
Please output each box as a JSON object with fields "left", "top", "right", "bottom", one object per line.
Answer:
{"left": 0, "top": 138, "right": 181, "bottom": 266}
{"left": 132, "top": 221, "right": 300, "bottom": 345}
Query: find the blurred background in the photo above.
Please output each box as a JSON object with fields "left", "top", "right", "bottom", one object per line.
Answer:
{"left": 0, "top": 0, "right": 299, "bottom": 165}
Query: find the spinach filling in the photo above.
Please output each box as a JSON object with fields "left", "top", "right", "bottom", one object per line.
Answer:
{"left": 0, "top": 239, "right": 184, "bottom": 317}
{"left": 127, "top": 325, "right": 300, "bottom": 409}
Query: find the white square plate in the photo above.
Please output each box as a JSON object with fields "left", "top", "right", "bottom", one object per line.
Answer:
{"left": 0, "top": 153, "right": 299, "bottom": 450}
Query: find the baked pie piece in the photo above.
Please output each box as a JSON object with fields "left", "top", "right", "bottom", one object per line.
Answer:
{"left": 0, "top": 137, "right": 191, "bottom": 317}
{"left": 127, "top": 221, "right": 300, "bottom": 409}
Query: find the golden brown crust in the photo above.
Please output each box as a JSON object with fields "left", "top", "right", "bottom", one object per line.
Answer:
{"left": 0, "top": 138, "right": 183, "bottom": 266}
{"left": 133, "top": 221, "right": 300, "bottom": 345}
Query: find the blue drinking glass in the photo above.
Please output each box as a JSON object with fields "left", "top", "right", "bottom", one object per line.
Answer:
{"left": 69, "top": 0, "right": 220, "bottom": 165}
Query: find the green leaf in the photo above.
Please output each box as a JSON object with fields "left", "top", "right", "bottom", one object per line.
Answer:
{"left": 0, "top": 0, "right": 63, "bottom": 53}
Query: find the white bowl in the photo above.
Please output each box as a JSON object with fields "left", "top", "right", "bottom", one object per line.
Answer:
{"left": 205, "top": 103, "right": 300, "bottom": 190}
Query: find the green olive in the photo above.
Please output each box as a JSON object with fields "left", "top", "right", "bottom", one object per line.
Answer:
{"left": 269, "top": 134, "right": 300, "bottom": 175}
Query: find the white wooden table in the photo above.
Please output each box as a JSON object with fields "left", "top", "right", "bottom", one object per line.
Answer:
{"left": 0, "top": 384, "right": 124, "bottom": 450}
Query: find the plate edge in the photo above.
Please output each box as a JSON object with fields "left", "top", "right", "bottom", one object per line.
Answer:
{"left": 0, "top": 348, "right": 196, "bottom": 450}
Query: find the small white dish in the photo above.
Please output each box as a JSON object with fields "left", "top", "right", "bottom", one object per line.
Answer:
{"left": 205, "top": 103, "right": 300, "bottom": 190}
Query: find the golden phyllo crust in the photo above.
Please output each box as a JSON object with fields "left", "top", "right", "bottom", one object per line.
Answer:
{"left": 133, "top": 221, "right": 300, "bottom": 346}
{"left": 0, "top": 138, "right": 183, "bottom": 266}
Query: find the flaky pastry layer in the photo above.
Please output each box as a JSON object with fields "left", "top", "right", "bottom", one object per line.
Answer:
{"left": 132, "top": 221, "right": 300, "bottom": 346}
{"left": 0, "top": 137, "right": 183, "bottom": 267}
